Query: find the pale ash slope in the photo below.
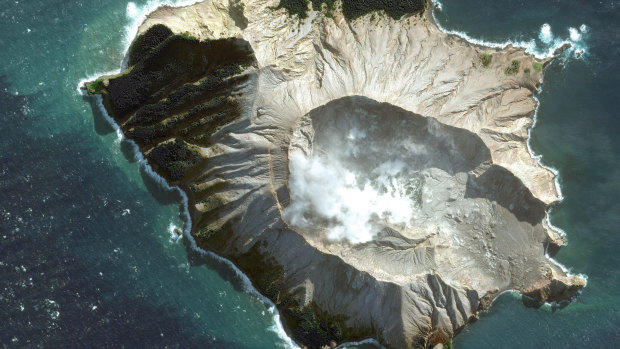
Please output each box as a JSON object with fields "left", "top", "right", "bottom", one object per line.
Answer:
{"left": 135, "top": 0, "right": 584, "bottom": 347}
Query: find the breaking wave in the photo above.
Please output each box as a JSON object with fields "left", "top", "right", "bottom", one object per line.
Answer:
{"left": 431, "top": 0, "right": 588, "bottom": 60}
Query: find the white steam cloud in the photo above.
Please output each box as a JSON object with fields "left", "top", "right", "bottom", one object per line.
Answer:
{"left": 284, "top": 150, "right": 420, "bottom": 244}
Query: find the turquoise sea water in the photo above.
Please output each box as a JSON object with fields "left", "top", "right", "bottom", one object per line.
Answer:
{"left": 0, "top": 0, "right": 618, "bottom": 348}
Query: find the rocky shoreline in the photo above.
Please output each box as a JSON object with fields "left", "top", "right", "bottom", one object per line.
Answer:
{"left": 86, "top": 1, "right": 585, "bottom": 347}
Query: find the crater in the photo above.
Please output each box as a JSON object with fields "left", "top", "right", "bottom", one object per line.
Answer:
{"left": 285, "top": 96, "right": 494, "bottom": 242}
{"left": 284, "top": 96, "right": 552, "bottom": 287}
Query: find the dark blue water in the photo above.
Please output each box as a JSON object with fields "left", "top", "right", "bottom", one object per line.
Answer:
{"left": 0, "top": 0, "right": 618, "bottom": 347}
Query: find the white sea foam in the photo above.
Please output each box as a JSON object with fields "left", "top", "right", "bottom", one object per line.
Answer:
{"left": 526, "top": 78, "right": 576, "bottom": 288}
{"left": 184, "top": 233, "right": 301, "bottom": 348}
{"left": 126, "top": 2, "right": 139, "bottom": 18}
{"left": 527, "top": 93, "right": 565, "bottom": 201}
{"left": 167, "top": 222, "right": 183, "bottom": 242}
{"left": 569, "top": 27, "right": 581, "bottom": 41}
{"left": 544, "top": 248, "right": 586, "bottom": 283}
{"left": 86, "top": 93, "right": 195, "bottom": 233}
{"left": 268, "top": 311, "right": 301, "bottom": 349}
{"left": 121, "top": 0, "right": 203, "bottom": 56}
{"left": 540, "top": 23, "right": 553, "bottom": 43}
{"left": 478, "top": 289, "right": 521, "bottom": 314}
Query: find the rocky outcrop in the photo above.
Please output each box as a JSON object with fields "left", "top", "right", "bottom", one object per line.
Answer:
{"left": 86, "top": 1, "right": 585, "bottom": 348}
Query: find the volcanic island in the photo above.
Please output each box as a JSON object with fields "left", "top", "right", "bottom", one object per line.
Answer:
{"left": 85, "top": 0, "right": 585, "bottom": 347}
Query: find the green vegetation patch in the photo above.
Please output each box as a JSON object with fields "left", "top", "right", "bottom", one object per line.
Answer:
{"left": 123, "top": 66, "right": 248, "bottom": 141}
{"left": 106, "top": 36, "right": 252, "bottom": 120}
{"left": 533, "top": 61, "right": 543, "bottom": 72}
{"left": 85, "top": 69, "right": 131, "bottom": 95}
{"left": 194, "top": 221, "right": 235, "bottom": 251}
{"left": 178, "top": 32, "right": 199, "bottom": 41}
{"left": 505, "top": 60, "right": 521, "bottom": 75}
{"left": 311, "top": 0, "right": 335, "bottom": 12}
{"left": 85, "top": 79, "right": 105, "bottom": 95}
{"left": 125, "top": 122, "right": 173, "bottom": 146}
{"left": 479, "top": 53, "right": 492, "bottom": 67}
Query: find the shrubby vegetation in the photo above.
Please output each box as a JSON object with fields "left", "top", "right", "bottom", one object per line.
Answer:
{"left": 342, "top": 0, "right": 425, "bottom": 20}
{"left": 276, "top": 0, "right": 424, "bottom": 20}
{"left": 87, "top": 26, "right": 257, "bottom": 184}
{"left": 275, "top": 0, "right": 311, "bottom": 18}
{"left": 505, "top": 60, "right": 521, "bottom": 75}
{"left": 101, "top": 35, "right": 255, "bottom": 121}
{"left": 126, "top": 122, "right": 173, "bottom": 146}
{"left": 480, "top": 53, "right": 492, "bottom": 67}
{"left": 105, "top": 36, "right": 206, "bottom": 119}
{"left": 127, "top": 24, "right": 173, "bottom": 66}
{"left": 198, "top": 195, "right": 224, "bottom": 213}
{"left": 178, "top": 32, "right": 199, "bottom": 41}
{"left": 147, "top": 139, "right": 203, "bottom": 181}
{"left": 286, "top": 303, "right": 344, "bottom": 348}
{"left": 311, "top": 0, "right": 335, "bottom": 12}
{"left": 124, "top": 67, "right": 247, "bottom": 129}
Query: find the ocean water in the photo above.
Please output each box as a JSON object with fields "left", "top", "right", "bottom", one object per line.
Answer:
{"left": 0, "top": 0, "right": 618, "bottom": 348}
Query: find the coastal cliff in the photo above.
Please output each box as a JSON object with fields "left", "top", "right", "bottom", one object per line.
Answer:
{"left": 86, "top": 1, "right": 585, "bottom": 347}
